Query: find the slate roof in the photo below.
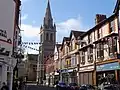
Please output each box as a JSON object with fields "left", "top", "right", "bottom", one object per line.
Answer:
{"left": 70, "top": 30, "right": 86, "bottom": 39}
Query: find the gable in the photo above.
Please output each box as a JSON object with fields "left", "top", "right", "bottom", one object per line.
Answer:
{"left": 54, "top": 45, "right": 58, "bottom": 54}
{"left": 71, "top": 34, "right": 75, "bottom": 40}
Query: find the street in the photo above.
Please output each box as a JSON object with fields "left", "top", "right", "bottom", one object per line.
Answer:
{"left": 23, "top": 85, "right": 56, "bottom": 90}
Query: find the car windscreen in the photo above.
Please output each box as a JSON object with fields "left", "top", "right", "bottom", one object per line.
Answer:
{"left": 69, "top": 83, "right": 77, "bottom": 86}
{"left": 59, "top": 83, "right": 66, "bottom": 85}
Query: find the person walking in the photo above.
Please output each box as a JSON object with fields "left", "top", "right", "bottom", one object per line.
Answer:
{"left": 1, "top": 82, "right": 9, "bottom": 90}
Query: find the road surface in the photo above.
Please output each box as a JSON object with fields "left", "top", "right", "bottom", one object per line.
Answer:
{"left": 22, "top": 85, "right": 56, "bottom": 90}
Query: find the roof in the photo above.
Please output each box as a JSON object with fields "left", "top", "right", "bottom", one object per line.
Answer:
{"left": 81, "top": 13, "right": 117, "bottom": 38}
{"left": 56, "top": 44, "right": 62, "bottom": 49}
{"left": 61, "top": 37, "right": 70, "bottom": 50}
{"left": 113, "top": 0, "right": 120, "bottom": 13}
{"left": 70, "top": 30, "right": 86, "bottom": 39}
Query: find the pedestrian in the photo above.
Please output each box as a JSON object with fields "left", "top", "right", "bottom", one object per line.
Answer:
{"left": 0, "top": 82, "right": 9, "bottom": 90}
{"left": 12, "top": 82, "right": 18, "bottom": 90}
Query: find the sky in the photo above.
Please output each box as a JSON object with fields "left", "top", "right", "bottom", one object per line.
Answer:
{"left": 20, "top": 0, "right": 117, "bottom": 54}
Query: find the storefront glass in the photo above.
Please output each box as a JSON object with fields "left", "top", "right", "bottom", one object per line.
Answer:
{"left": 97, "top": 71, "right": 116, "bottom": 85}
{"left": 96, "top": 62, "right": 120, "bottom": 85}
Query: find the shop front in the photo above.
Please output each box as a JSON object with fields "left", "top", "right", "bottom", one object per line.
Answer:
{"left": 79, "top": 65, "right": 94, "bottom": 85}
{"left": 48, "top": 73, "right": 54, "bottom": 86}
{"left": 96, "top": 62, "right": 120, "bottom": 85}
{"left": 54, "top": 72, "right": 59, "bottom": 85}
{"left": 61, "top": 68, "right": 77, "bottom": 84}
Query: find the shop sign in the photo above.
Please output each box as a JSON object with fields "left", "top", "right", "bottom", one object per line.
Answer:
{"left": 96, "top": 62, "right": 120, "bottom": 71}
{"left": 79, "top": 66, "right": 94, "bottom": 72}
{"left": 0, "top": 0, "right": 15, "bottom": 53}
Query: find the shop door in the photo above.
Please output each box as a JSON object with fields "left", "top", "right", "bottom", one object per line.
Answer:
{"left": 88, "top": 72, "right": 93, "bottom": 85}
{"left": 84, "top": 73, "right": 88, "bottom": 84}
{"left": 80, "top": 73, "right": 84, "bottom": 85}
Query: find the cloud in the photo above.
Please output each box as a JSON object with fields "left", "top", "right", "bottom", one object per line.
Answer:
{"left": 21, "top": 16, "right": 83, "bottom": 54}
{"left": 21, "top": 24, "right": 40, "bottom": 38}
{"left": 21, "top": 14, "right": 28, "bottom": 21}
{"left": 56, "top": 16, "right": 85, "bottom": 42}
{"left": 57, "top": 18, "right": 81, "bottom": 30}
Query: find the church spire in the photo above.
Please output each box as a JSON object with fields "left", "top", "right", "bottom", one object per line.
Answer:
{"left": 43, "top": 0, "right": 53, "bottom": 29}
{"left": 46, "top": 0, "right": 52, "bottom": 18}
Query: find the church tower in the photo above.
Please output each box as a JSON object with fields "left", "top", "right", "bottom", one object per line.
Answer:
{"left": 38, "top": 0, "right": 56, "bottom": 83}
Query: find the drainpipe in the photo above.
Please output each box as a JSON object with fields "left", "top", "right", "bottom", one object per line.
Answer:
{"left": 93, "top": 43, "right": 96, "bottom": 86}
{"left": 118, "top": 5, "right": 120, "bottom": 54}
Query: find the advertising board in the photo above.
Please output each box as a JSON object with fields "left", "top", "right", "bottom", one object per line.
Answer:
{"left": 0, "top": 0, "right": 15, "bottom": 55}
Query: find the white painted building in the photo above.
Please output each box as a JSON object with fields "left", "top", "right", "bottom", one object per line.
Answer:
{"left": 0, "top": 0, "right": 20, "bottom": 90}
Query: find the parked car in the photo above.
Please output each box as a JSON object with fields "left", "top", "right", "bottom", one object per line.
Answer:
{"left": 56, "top": 82, "right": 68, "bottom": 90}
{"left": 79, "top": 84, "right": 97, "bottom": 90}
{"left": 103, "top": 84, "right": 120, "bottom": 90}
{"left": 68, "top": 83, "right": 79, "bottom": 90}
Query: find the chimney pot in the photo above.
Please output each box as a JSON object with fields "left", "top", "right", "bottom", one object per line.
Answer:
{"left": 95, "top": 14, "right": 106, "bottom": 25}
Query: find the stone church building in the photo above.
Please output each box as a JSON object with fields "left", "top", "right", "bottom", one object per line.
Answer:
{"left": 37, "top": 0, "right": 56, "bottom": 83}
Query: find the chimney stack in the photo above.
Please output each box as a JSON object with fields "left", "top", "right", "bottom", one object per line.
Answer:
{"left": 95, "top": 14, "right": 106, "bottom": 25}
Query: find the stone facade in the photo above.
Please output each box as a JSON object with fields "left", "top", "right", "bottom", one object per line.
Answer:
{"left": 37, "top": 0, "right": 56, "bottom": 83}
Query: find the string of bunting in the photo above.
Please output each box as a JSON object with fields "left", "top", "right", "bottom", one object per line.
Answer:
{"left": 22, "top": 42, "right": 41, "bottom": 45}
{"left": 22, "top": 44, "right": 39, "bottom": 51}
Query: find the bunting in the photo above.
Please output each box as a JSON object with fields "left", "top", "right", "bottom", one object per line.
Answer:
{"left": 22, "top": 44, "right": 39, "bottom": 51}
{"left": 22, "top": 42, "right": 41, "bottom": 45}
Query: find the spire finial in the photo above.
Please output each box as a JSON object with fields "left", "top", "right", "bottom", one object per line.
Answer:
{"left": 43, "top": 0, "right": 53, "bottom": 28}
{"left": 45, "top": 0, "right": 52, "bottom": 18}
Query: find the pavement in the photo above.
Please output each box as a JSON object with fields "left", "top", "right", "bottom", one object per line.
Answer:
{"left": 22, "top": 84, "right": 56, "bottom": 90}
